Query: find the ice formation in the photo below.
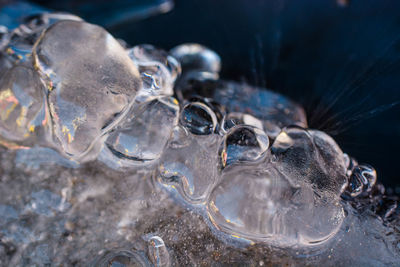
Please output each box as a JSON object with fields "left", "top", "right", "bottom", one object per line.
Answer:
{"left": 0, "top": 12, "right": 399, "bottom": 266}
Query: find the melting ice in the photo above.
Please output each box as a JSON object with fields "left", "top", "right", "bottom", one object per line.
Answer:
{"left": 0, "top": 12, "right": 398, "bottom": 267}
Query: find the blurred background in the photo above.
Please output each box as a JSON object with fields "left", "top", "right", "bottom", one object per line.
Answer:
{"left": 2, "top": 0, "right": 400, "bottom": 190}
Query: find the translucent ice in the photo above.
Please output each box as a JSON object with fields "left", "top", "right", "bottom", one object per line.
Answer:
{"left": 3, "top": 13, "right": 82, "bottom": 63}
{"left": 170, "top": 43, "right": 221, "bottom": 74}
{"left": 170, "top": 45, "right": 306, "bottom": 138}
{"left": 170, "top": 44, "right": 221, "bottom": 101}
{"left": 220, "top": 112, "right": 264, "bottom": 133}
{"left": 214, "top": 82, "right": 308, "bottom": 137}
{"left": 129, "top": 44, "right": 180, "bottom": 99}
{"left": 15, "top": 147, "right": 79, "bottom": 169}
{"left": 207, "top": 127, "right": 347, "bottom": 247}
{"left": 33, "top": 20, "right": 142, "bottom": 161}
{"left": 103, "top": 96, "right": 179, "bottom": 167}
{"left": 180, "top": 101, "right": 218, "bottom": 135}
{"left": 157, "top": 102, "right": 220, "bottom": 204}
{"left": 0, "top": 11, "right": 399, "bottom": 267}
{"left": 157, "top": 130, "right": 220, "bottom": 204}
{"left": 218, "top": 125, "right": 269, "bottom": 169}
{"left": 147, "top": 236, "right": 170, "bottom": 267}
{"left": 346, "top": 164, "right": 377, "bottom": 197}
{"left": 0, "top": 65, "right": 48, "bottom": 148}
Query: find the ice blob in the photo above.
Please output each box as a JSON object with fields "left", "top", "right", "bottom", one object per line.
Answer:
{"left": 207, "top": 127, "right": 347, "bottom": 247}
{"left": 33, "top": 20, "right": 142, "bottom": 161}
{"left": 0, "top": 65, "right": 48, "bottom": 148}
{"left": 102, "top": 96, "right": 179, "bottom": 168}
{"left": 156, "top": 101, "right": 220, "bottom": 204}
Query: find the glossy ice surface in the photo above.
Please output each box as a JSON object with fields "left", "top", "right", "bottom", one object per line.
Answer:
{"left": 0, "top": 12, "right": 399, "bottom": 267}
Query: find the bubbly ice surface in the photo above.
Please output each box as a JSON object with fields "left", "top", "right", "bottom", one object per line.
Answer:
{"left": 103, "top": 96, "right": 179, "bottom": 167}
{"left": 218, "top": 125, "right": 269, "bottom": 169}
{"left": 33, "top": 20, "right": 142, "bottom": 161}
{"left": 0, "top": 65, "right": 47, "bottom": 147}
{"left": 170, "top": 43, "right": 221, "bottom": 74}
{"left": 0, "top": 12, "right": 399, "bottom": 266}
{"left": 129, "top": 44, "right": 180, "bottom": 99}
{"left": 208, "top": 127, "right": 346, "bottom": 247}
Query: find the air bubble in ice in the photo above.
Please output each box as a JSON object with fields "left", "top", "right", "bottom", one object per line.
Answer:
{"left": 157, "top": 126, "right": 220, "bottom": 204}
{"left": 218, "top": 125, "right": 269, "bottom": 170}
{"left": 220, "top": 112, "right": 263, "bottom": 133}
{"left": 147, "top": 236, "right": 170, "bottom": 267}
{"left": 170, "top": 43, "right": 221, "bottom": 74}
{"left": 347, "top": 164, "right": 377, "bottom": 197}
{"left": 129, "top": 44, "right": 180, "bottom": 98}
{"left": 180, "top": 102, "right": 217, "bottom": 135}
{"left": 103, "top": 96, "right": 179, "bottom": 167}
{"left": 213, "top": 82, "right": 307, "bottom": 137}
{"left": 33, "top": 20, "right": 142, "bottom": 161}
{"left": 271, "top": 127, "right": 347, "bottom": 195}
{"left": 207, "top": 127, "right": 347, "bottom": 246}
{"left": 347, "top": 173, "right": 364, "bottom": 197}
{"left": 170, "top": 44, "right": 221, "bottom": 101}
{"left": 0, "top": 65, "right": 47, "bottom": 147}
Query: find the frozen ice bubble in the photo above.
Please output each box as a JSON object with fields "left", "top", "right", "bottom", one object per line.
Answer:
{"left": 0, "top": 66, "right": 48, "bottom": 147}
{"left": 271, "top": 127, "right": 347, "bottom": 195}
{"left": 208, "top": 166, "right": 316, "bottom": 246}
{"left": 129, "top": 44, "right": 180, "bottom": 98}
{"left": 214, "top": 82, "right": 307, "bottom": 137}
{"left": 186, "top": 95, "right": 226, "bottom": 122}
{"left": 103, "top": 96, "right": 179, "bottom": 167}
{"left": 156, "top": 126, "right": 220, "bottom": 204}
{"left": 180, "top": 101, "right": 217, "bottom": 135}
{"left": 218, "top": 125, "right": 269, "bottom": 170}
{"left": 346, "top": 164, "right": 377, "bottom": 197}
{"left": 147, "top": 236, "right": 170, "bottom": 267}
{"left": 155, "top": 100, "right": 220, "bottom": 203}
{"left": 343, "top": 153, "right": 358, "bottom": 176}
{"left": 220, "top": 112, "right": 264, "bottom": 133}
{"left": 207, "top": 126, "right": 347, "bottom": 246}
{"left": 91, "top": 250, "right": 150, "bottom": 267}
{"left": 170, "top": 43, "right": 221, "bottom": 74}
{"left": 347, "top": 170, "right": 364, "bottom": 197}
{"left": 171, "top": 44, "right": 221, "bottom": 101}
{"left": 33, "top": 20, "right": 142, "bottom": 161}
